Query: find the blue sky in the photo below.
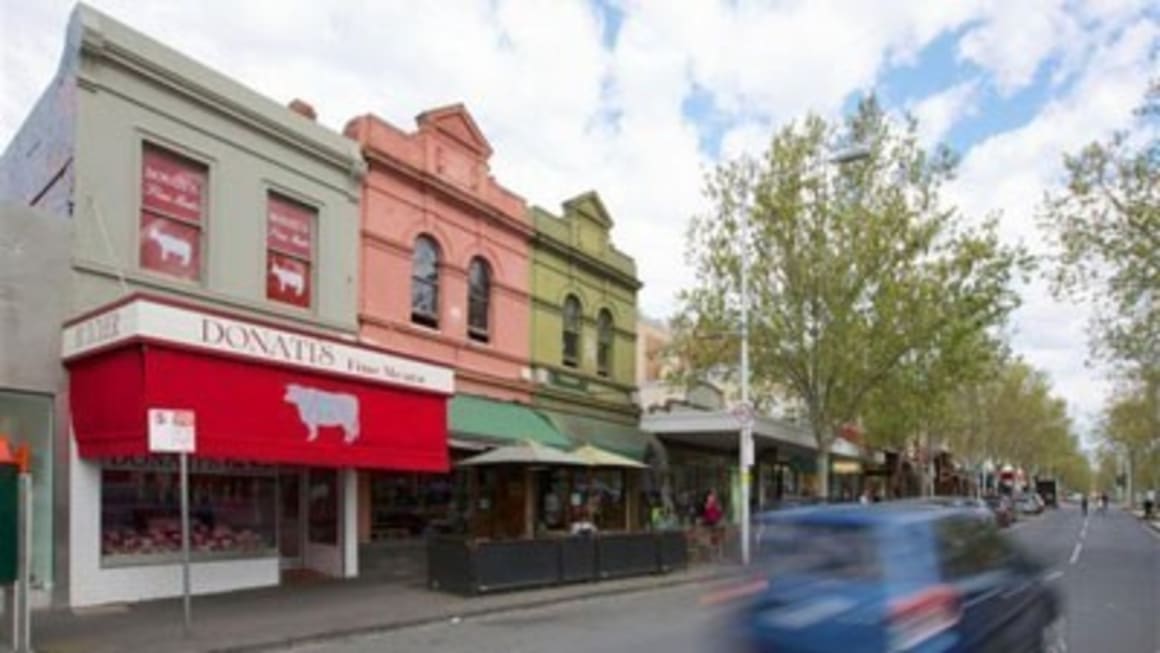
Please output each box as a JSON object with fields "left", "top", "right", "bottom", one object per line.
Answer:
{"left": 2, "top": 0, "right": 1157, "bottom": 435}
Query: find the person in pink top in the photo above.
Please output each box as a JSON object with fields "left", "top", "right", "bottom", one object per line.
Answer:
{"left": 702, "top": 489, "right": 724, "bottom": 526}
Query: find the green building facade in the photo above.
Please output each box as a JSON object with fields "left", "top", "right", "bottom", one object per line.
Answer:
{"left": 529, "top": 192, "right": 650, "bottom": 461}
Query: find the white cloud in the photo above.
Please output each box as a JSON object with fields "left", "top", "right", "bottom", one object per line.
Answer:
{"left": 910, "top": 79, "right": 981, "bottom": 147}
{"left": 947, "top": 16, "right": 1157, "bottom": 427}
{"left": 957, "top": 0, "right": 1078, "bottom": 96}
{"left": 957, "top": 0, "right": 1153, "bottom": 96}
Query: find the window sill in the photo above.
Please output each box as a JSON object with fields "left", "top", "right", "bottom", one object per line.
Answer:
{"left": 72, "top": 259, "right": 356, "bottom": 333}
{"left": 100, "top": 548, "right": 278, "bottom": 569}
{"left": 410, "top": 316, "right": 441, "bottom": 331}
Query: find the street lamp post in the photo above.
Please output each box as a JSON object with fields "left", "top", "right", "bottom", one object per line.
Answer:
{"left": 737, "top": 144, "right": 869, "bottom": 566}
{"left": 738, "top": 187, "right": 754, "bottom": 567}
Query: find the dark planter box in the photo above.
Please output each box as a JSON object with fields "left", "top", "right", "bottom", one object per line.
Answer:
{"left": 427, "top": 531, "right": 688, "bottom": 596}
{"left": 596, "top": 533, "right": 660, "bottom": 579}
{"left": 427, "top": 536, "right": 475, "bottom": 595}
{"left": 473, "top": 538, "right": 560, "bottom": 593}
{"left": 559, "top": 535, "right": 597, "bottom": 583}
{"left": 656, "top": 530, "right": 688, "bottom": 572}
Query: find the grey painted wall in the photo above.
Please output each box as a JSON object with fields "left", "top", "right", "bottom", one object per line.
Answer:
{"left": 0, "top": 204, "right": 71, "bottom": 598}
{"left": 57, "top": 5, "right": 363, "bottom": 334}
{"left": 0, "top": 204, "right": 71, "bottom": 393}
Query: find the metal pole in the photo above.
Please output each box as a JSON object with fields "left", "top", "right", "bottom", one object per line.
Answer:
{"left": 739, "top": 192, "right": 753, "bottom": 566}
{"left": 180, "top": 453, "right": 192, "bottom": 635}
{"left": 16, "top": 473, "right": 32, "bottom": 653}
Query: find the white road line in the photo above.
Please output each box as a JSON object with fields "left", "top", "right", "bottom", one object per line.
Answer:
{"left": 1044, "top": 570, "right": 1064, "bottom": 582}
{"left": 1069, "top": 541, "right": 1083, "bottom": 565}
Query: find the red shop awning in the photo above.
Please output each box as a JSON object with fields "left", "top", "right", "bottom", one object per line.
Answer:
{"left": 69, "top": 343, "right": 449, "bottom": 472}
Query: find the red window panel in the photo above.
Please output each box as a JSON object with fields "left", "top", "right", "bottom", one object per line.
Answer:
{"left": 266, "top": 194, "right": 315, "bottom": 308}
{"left": 267, "top": 195, "right": 314, "bottom": 259}
{"left": 140, "top": 145, "right": 206, "bottom": 281}
{"left": 139, "top": 213, "right": 201, "bottom": 281}
{"left": 267, "top": 251, "right": 312, "bottom": 308}
{"left": 141, "top": 146, "right": 205, "bottom": 223}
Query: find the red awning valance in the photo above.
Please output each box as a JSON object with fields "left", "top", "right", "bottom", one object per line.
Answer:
{"left": 69, "top": 344, "right": 448, "bottom": 472}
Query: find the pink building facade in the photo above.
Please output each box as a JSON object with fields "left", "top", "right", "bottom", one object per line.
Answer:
{"left": 345, "top": 105, "right": 533, "bottom": 403}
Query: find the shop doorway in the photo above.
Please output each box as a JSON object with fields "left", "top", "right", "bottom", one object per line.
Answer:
{"left": 304, "top": 468, "right": 343, "bottom": 577}
{"left": 279, "top": 468, "right": 344, "bottom": 578}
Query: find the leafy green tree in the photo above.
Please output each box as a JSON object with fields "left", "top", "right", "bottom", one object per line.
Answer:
{"left": 670, "top": 98, "right": 1030, "bottom": 496}
{"left": 1101, "top": 383, "right": 1160, "bottom": 503}
{"left": 862, "top": 331, "right": 1005, "bottom": 495}
{"left": 1093, "top": 446, "right": 1122, "bottom": 495}
{"left": 879, "top": 354, "right": 1090, "bottom": 496}
{"left": 1040, "top": 80, "right": 1159, "bottom": 371}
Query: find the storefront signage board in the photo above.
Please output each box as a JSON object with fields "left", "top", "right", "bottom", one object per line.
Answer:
{"left": 62, "top": 298, "right": 454, "bottom": 395}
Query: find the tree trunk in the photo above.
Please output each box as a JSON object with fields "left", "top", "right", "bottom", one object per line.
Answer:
{"left": 920, "top": 431, "right": 934, "bottom": 497}
{"left": 1127, "top": 449, "right": 1136, "bottom": 509}
{"left": 815, "top": 448, "right": 831, "bottom": 499}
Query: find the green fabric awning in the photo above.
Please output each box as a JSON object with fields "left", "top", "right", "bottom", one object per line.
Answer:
{"left": 537, "top": 409, "right": 659, "bottom": 462}
{"left": 449, "top": 395, "right": 572, "bottom": 449}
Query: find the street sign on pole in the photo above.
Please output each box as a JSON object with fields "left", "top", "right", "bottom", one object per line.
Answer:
{"left": 148, "top": 409, "right": 196, "bottom": 454}
{"left": 149, "top": 409, "right": 196, "bottom": 635}
{"left": 741, "top": 426, "right": 755, "bottom": 468}
{"left": 179, "top": 451, "right": 192, "bottom": 636}
{"left": 731, "top": 402, "right": 755, "bottom": 428}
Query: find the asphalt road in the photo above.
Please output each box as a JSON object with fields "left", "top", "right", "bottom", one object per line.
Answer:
{"left": 1014, "top": 503, "right": 1160, "bottom": 653}
{"left": 291, "top": 505, "right": 1160, "bottom": 653}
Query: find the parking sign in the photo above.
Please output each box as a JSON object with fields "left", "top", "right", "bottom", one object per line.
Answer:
{"left": 148, "top": 408, "right": 197, "bottom": 453}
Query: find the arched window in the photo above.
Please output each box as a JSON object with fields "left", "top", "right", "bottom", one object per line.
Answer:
{"left": 411, "top": 235, "right": 440, "bottom": 327}
{"left": 562, "top": 294, "right": 581, "bottom": 368}
{"left": 467, "top": 257, "right": 491, "bottom": 343}
{"left": 597, "top": 309, "right": 614, "bottom": 377}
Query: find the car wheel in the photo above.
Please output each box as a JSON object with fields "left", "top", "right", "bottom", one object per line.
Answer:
{"left": 1037, "top": 616, "right": 1066, "bottom": 653}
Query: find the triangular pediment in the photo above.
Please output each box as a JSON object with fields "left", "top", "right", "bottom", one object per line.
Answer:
{"left": 563, "top": 191, "right": 613, "bottom": 229}
{"left": 416, "top": 104, "right": 493, "bottom": 158}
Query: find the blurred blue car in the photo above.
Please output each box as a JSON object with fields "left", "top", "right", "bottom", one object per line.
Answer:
{"left": 728, "top": 503, "right": 1062, "bottom": 652}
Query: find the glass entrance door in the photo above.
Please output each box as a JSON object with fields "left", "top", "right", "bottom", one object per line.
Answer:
{"left": 278, "top": 470, "right": 304, "bottom": 569}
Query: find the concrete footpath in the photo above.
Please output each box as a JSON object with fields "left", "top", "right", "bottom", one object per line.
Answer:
{"left": 14, "top": 565, "right": 734, "bottom": 653}
{"left": 1129, "top": 507, "right": 1160, "bottom": 534}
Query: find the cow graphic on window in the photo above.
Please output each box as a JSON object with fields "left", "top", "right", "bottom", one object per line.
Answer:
{"left": 284, "top": 384, "right": 360, "bottom": 444}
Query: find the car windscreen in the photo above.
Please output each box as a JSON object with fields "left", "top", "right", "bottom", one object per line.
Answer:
{"left": 754, "top": 521, "right": 882, "bottom": 580}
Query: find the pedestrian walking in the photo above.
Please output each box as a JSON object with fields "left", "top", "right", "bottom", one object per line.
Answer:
{"left": 1081, "top": 494, "right": 1088, "bottom": 516}
{"left": 702, "top": 489, "right": 723, "bottom": 527}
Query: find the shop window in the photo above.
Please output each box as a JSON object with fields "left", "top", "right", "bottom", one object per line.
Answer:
{"left": 411, "top": 235, "right": 441, "bottom": 328}
{"left": 668, "top": 449, "right": 734, "bottom": 527}
{"left": 308, "top": 469, "right": 339, "bottom": 545}
{"left": 369, "top": 470, "right": 465, "bottom": 540}
{"left": 562, "top": 294, "right": 581, "bottom": 368}
{"left": 100, "top": 457, "right": 276, "bottom": 565}
{"left": 266, "top": 193, "right": 315, "bottom": 308}
{"left": 562, "top": 469, "right": 627, "bottom": 532}
{"left": 467, "top": 257, "right": 491, "bottom": 343}
{"left": 596, "top": 309, "right": 613, "bottom": 377}
{"left": 139, "top": 144, "right": 206, "bottom": 281}
{"left": 536, "top": 469, "right": 570, "bottom": 532}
